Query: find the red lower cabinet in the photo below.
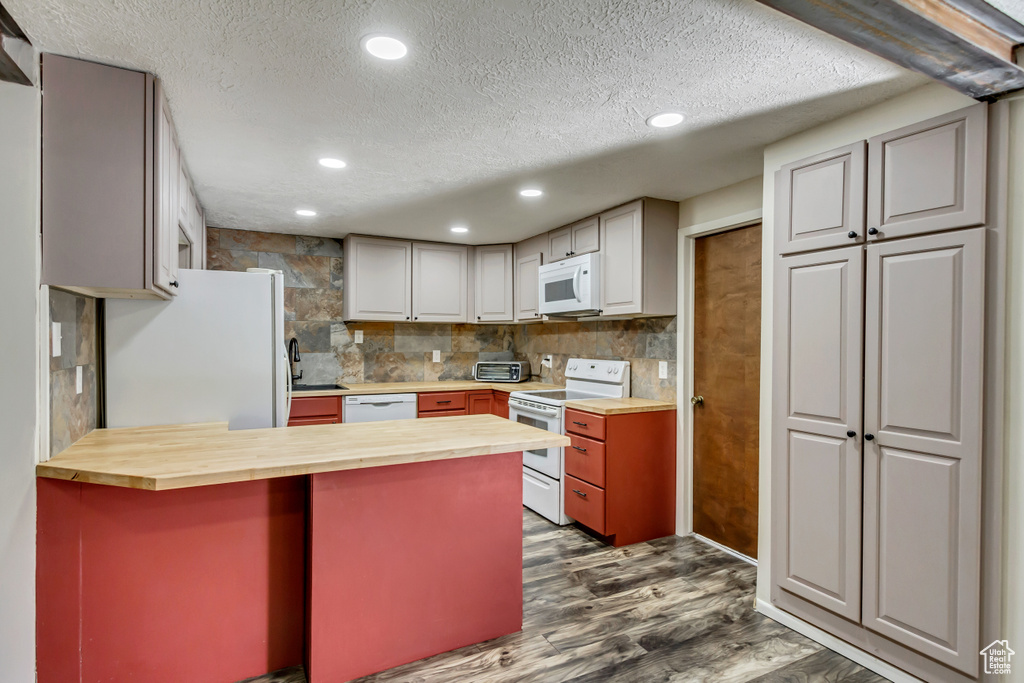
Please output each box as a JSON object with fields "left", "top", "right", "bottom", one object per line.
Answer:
{"left": 493, "top": 391, "right": 510, "bottom": 419}
{"left": 564, "top": 408, "right": 676, "bottom": 547}
{"left": 467, "top": 390, "right": 494, "bottom": 415}
{"left": 288, "top": 396, "right": 342, "bottom": 426}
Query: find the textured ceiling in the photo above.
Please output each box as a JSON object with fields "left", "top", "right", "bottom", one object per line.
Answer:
{"left": 10, "top": 0, "right": 932, "bottom": 243}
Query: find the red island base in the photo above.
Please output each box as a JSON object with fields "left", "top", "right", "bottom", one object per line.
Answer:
{"left": 36, "top": 451, "right": 524, "bottom": 683}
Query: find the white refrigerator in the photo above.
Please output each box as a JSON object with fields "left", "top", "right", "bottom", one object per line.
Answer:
{"left": 105, "top": 269, "right": 290, "bottom": 430}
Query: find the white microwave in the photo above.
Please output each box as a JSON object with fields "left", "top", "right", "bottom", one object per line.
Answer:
{"left": 538, "top": 253, "right": 600, "bottom": 317}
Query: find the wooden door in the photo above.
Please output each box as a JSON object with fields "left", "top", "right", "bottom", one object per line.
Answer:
{"left": 514, "top": 252, "right": 543, "bottom": 322}
{"left": 771, "top": 245, "right": 864, "bottom": 621}
{"left": 861, "top": 228, "right": 985, "bottom": 676}
{"left": 343, "top": 236, "right": 412, "bottom": 322}
{"left": 692, "top": 225, "right": 762, "bottom": 557}
{"left": 474, "top": 245, "right": 513, "bottom": 322}
{"left": 570, "top": 217, "right": 600, "bottom": 256}
{"left": 867, "top": 104, "right": 987, "bottom": 241}
{"left": 547, "top": 227, "right": 572, "bottom": 262}
{"left": 599, "top": 201, "right": 644, "bottom": 316}
{"left": 412, "top": 242, "right": 468, "bottom": 323}
{"left": 776, "top": 141, "right": 866, "bottom": 255}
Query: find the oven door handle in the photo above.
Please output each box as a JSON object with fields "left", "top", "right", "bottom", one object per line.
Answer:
{"left": 510, "top": 403, "right": 559, "bottom": 419}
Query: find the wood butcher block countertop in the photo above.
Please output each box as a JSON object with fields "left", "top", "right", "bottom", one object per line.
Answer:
{"left": 36, "top": 415, "right": 570, "bottom": 491}
{"left": 563, "top": 397, "right": 677, "bottom": 415}
{"left": 293, "top": 380, "right": 559, "bottom": 397}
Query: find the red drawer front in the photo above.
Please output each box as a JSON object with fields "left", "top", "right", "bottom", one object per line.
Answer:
{"left": 565, "top": 434, "right": 606, "bottom": 488}
{"left": 288, "top": 416, "right": 339, "bottom": 427}
{"left": 565, "top": 409, "right": 606, "bottom": 441}
{"left": 565, "top": 475, "right": 606, "bottom": 535}
{"left": 418, "top": 392, "right": 467, "bottom": 412}
{"left": 418, "top": 408, "right": 469, "bottom": 418}
{"left": 290, "top": 396, "right": 340, "bottom": 418}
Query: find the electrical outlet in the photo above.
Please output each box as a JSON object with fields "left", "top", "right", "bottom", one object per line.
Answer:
{"left": 52, "top": 322, "right": 61, "bottom": 357}
{"left": 432, "top": 349, "right": 441, "bottom": 363}
{"left": 542, "top": 355, "right": 552, "bottom": 368}
{"left": 658, "top": 361, "right": 668, "bottom": 380}
{"left": 76, "top": 366, "right": 83, "bottom": 394}
{"left": 354, "top": 330, "right": 363, "bottom": 344}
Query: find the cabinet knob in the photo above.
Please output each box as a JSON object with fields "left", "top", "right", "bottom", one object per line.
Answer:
{"left": 847, "top": 231, "right": 858, "bottom": 239}
{"left": 406, "top": 316, "right": 410, "bottom": 320}
{"left": 414, "top": 316, "right": 418, "bottom": 320}
{"left": 847, "top": 430, "right": 856, "bottom": 438}
{"left": 868, "top": 227, "right": 879, "bottom": 235}
{"left": 864, "top": 433, "right": 875, "bottom": 441}
{"left": 169, "top": 280, "right": 179, "bottom": 288}
{"left": 565, "top": 252, "right": 570, "bottom": 257}
{"left": 477, "top": 316, "right": 481, "bottom": 320}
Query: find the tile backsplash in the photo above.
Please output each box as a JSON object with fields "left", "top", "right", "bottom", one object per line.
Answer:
{"left": 207, "top": 228, "right": 676, "bottom": 400}
{"left": 49, "top": 288, "right": 100, "bottom": 456}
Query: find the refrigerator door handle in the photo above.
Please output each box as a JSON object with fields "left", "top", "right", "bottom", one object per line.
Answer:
{"left": 284, "top": 350, "right": 292, "bottom": 425}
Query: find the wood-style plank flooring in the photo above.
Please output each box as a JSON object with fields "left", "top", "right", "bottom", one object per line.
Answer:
{"left": 243, "top": 511, "right": 887, "bottom": 683}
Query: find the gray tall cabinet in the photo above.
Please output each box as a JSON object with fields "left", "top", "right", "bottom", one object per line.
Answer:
{"left": 772, "top": 103, "right": 990, "bottom": 682}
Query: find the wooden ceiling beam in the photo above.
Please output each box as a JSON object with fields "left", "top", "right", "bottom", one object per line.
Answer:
{"left": 755, "top": 0, "right": 1024, "bottom": 98}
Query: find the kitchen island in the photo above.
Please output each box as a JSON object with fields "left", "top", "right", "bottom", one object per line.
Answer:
{"left": 36, "top": 416, "right": 568, "bottom": 683}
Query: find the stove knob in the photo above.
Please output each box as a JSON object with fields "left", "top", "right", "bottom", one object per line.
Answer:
{"left": 607, "top": 367, "right": 613, "bottom": 374}
{"left": 613, "top": 367, "right": 620, "bottom": 374}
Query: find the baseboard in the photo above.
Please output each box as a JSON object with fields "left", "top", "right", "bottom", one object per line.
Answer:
{"left": 755, "top": 599, "right": 922, "bottom": 683}
{"left": 691, "top": 533, "right": 757, "bottom": 566}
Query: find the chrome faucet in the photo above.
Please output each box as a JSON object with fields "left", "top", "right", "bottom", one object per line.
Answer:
{"left": 288, "top": 338, "right": 302, "bottom": 382}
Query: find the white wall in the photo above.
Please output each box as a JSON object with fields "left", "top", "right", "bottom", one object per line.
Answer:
{"left": 0, "top": 75, "right": 41, "bottom": 682}
{"left": 678, "top": 175, "right": 763, "bottom": 230}
{"left": 1002, "top": 96, "right": 1024, "bottom": 683}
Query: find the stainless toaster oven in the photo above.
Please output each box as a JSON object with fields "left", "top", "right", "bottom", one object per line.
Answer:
{"left": 472, "top": 361, "right": 529, "bottom": 383}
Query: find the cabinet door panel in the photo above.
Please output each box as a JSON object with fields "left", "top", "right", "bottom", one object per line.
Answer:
{"left": 571, "top": 217, "right": 600, "bottom": 256}
{"left": 474, "top": 245, "right": 513, "bottom": 322}
{"left": 599, "top": 201, "right": 643, "bottom": 316}
{"left": 344, "top": 237, "right": 412, "bottom": 321}
{"left": 868, "top": 104, "right": 986, "bottom": 240}
{"left": 412, "top": 243, "right": 468, "bottom": 322}
{"left": 776, "top": 142, "right": 866, "bottom": 255}
{"left": 515, "top": 252, "right": 543, "bottom": 322}
{"left": 772, "top": 246, "right": 863, "bottom": 622}
{"left": 862, "top": 228, "right": 985, "bottom": 676}
{"left": 153, "top": 84, "right": 178, "bottom": 295}
{"left": 548, "top": 227, "right": 572, "bottom": 262}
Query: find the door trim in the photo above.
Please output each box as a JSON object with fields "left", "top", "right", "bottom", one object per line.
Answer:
{"left": 676, "top": 208, "right": 762, "bottom": 536}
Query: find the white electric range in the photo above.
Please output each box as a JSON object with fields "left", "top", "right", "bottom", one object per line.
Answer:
{"left": 509, "top": 358, "right": 630, "bottom": 524}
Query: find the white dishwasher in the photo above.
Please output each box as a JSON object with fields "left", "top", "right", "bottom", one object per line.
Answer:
{"left": 342, "top": 394, "right": 418, "bottom": 423}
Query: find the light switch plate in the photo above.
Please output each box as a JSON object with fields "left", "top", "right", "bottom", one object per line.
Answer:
{"left": 52, "top": 322, "right": 61, "bottom": 357}
{"left": 432, "top": 350, "right": 441, "bottom": 363}
{"left": 75, "top": 366, "right": 83, "bottom": 394}
{"left": 354, "top": 330, "right": 363, "bottom": 344}
{"left": 658, "top": 361, "right": 668, "bottom": 379}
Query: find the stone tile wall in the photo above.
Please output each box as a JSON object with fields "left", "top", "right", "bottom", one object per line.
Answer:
{"left": 207, "top": 228, "right": 676, "bottom": 399}
{"left": 49, "top": 289, "right": 100, "bottom": 456}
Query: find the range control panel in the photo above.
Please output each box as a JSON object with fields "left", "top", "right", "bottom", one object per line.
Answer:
{"left": 564, "top": 358, "right": 630, "bottom": 383}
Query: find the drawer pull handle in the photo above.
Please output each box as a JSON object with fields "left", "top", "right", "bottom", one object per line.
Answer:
{"left": 572, "top": 489, "right": 587, "bottom": 498}
{"left": 572, "top": 421, "right": 587, "bottom": 427}
{"left": 572, "top": 446, "right": 587, "bottom": 453}
{"left": 437, "top": 400, "right": 452, "bottom": 404}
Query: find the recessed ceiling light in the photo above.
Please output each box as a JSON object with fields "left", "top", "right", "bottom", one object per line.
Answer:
{"left": 646, "top": 112, "right": 685, "bottom": 128}
{"left": 520, "top": 189, "right": 543, "bottom": 197}
{"left": 450, "top": 226, "right": 469, "bottom": 234}
{"left": 318, "top": 158, "right": 347, "bottom": 169}
{"left": 362, "top": 35, "right": 408, "bottom": 60}
{"left": 296, "top": 209, "right": 317, "bottom": 217}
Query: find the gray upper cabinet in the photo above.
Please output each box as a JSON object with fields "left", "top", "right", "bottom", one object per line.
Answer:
{"left": 547, "top": 216, "right": 600, "bottom": 263}
{"left": 867, "top": 104, "right": 987, "bottom": 241}
{"left": 599, "top": 199, "right": 678, "bottom": 317}
{"left": 514, "top": 251, "right": 543, "bottom": 323}
{"left": 473, "top": 244, "right": 514, "bottom": 323}
{"left": 343, "top": 235, "right": 413, "bottom": 322}
{"left": 41, "top": 54, "right": 204, "bottom": 299}
{"left": 412, "top": 242, "right": 469, "bottom": 323}
{"left": 861, "top": 228, "right": 985, "bottom": 676}
{"left": 776, "top": 141, "right": 866, "bottom": 255}
{"left": 771, "top": 245, "right": 864, "bottom": 623}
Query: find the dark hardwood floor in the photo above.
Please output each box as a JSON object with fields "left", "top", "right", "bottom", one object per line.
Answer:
{"left": 243, "top": 511, "right": 887, "bottom": 683}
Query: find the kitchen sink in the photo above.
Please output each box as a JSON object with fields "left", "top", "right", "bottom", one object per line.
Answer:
{"left": 293, "top": 384, "right": 348, "bottom": 391}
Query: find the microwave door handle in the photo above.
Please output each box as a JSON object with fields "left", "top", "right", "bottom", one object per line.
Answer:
{"left": 573, "top": 267, "right": 582, "bottom": 303}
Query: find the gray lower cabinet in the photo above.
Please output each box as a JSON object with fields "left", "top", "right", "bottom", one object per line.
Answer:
{"left": 772, "top": 245, "right": 864, "bottom": 623}
{"left": 771, "top": 230, "right": 986, "bottom": 681}
{"left": 867, "top": 104, "right": 987, "bottom": 241}
{"left": 776, "top": 141, "right": 866, "bottom": 255}
{"left": 861, "top": 228, "right": 985, "bottom": 676}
